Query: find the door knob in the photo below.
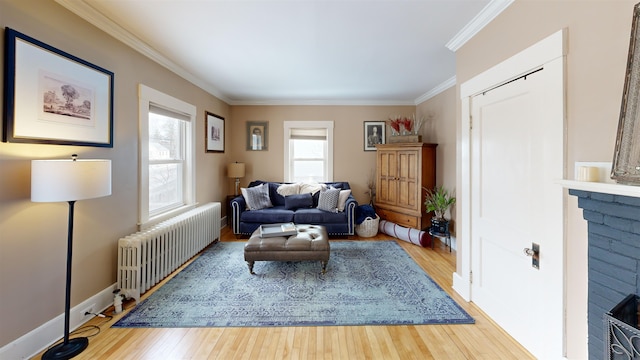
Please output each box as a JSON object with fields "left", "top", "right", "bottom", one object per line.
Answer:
{"left": 523, "top": 243, "right": 540, "bottom": 269}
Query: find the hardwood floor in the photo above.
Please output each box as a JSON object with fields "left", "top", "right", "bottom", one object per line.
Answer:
{"left": 34, "top": 226, "right": 534, "bottom": 359}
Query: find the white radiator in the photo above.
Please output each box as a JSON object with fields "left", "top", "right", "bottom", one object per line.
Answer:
{"left": 117, "top": 202, "right": 221, "bottom": 303}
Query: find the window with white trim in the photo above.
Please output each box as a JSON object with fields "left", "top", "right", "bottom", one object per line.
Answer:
{"left": 139, "top": 84, "right": 196, "bottom": 228}
{"left": 284, "top": 121, "right": 333, "bottom": 182}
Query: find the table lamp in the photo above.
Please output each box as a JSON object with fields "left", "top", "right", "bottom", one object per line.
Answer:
{"left": 227, "top": 162, "right": 245, "bottom": 196}
{"left": 32, "top": 155, "right": 112, "bottom": 360}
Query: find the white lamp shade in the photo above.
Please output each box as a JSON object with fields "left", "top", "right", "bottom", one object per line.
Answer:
{"left": 228, "top": 162, "right": 245, "bottom": 178}
{"left": 31, "top": 159, "right": 112, "bottom": 202}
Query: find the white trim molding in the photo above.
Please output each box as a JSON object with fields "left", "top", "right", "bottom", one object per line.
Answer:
{"left": 446, "top": 0, "right": 515, "bottom": 52}
{"left": 414, "top": 76, "right": 456, "bottom": 105}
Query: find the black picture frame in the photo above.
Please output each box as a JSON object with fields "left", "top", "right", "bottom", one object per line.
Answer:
{"left": 247, "top": 121, "right": 268, "bottom": 151}
{"left": 3, "top": 28, "right": 114, "bottom": 147}
{"left": 364, "top": 121, "right": 385, "bottom": 151}
{"left": 205, "top": 111, "right": 224, "bottom": 153}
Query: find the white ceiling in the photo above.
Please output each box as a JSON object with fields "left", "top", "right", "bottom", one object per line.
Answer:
{"left": 57, "top": 0, "right": 512, "bottom": 105}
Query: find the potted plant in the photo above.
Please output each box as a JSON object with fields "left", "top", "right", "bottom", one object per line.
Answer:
{"left": 423, "top": 186, "right": 456, "bottom": 234}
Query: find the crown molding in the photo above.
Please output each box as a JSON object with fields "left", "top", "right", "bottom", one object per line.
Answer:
{"left": 54, "top": 0, "right": 231, "bottom": 104}
{"left": 414, "top": 76, "right": 456, "bottom": 105}
{"left": 228, "top": 99, "right": 416, "bottom": 106}
{"left": 446, "top": 0, "right": 514, "bottom": 52}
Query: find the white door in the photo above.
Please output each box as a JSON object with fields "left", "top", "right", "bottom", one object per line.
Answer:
{"left": 470, "top": 57, "right": 564, "bottom": 359}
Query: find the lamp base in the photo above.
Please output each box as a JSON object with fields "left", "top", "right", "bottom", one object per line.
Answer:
{"left": 42, "top": 337, "right": 88, "bottom": 360}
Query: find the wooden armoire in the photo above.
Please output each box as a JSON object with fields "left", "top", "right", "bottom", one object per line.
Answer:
{"left": 374, "top": 143, "right": 437, "bottom": 230}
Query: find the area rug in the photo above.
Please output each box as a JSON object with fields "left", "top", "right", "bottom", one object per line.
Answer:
{"left": 113, "top": 241, "right": 474, "bottom": 328}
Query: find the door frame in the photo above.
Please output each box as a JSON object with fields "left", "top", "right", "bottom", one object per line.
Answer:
{"left": 454, "top": 29, "right": 567, "bottom": 354}
{"left": 455, "top": 28, "right": 567, "bottom": 297}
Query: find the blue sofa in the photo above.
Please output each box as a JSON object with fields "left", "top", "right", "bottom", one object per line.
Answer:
{"left": 231, "top": 180, "right": 358, "bottom": 236}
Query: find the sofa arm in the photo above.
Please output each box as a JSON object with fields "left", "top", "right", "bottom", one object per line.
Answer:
{"left": 345, "top": 195, "right": 358, "bottom": 235}
{"left": 230, "top": 196, "right": 246, "bottom": 234}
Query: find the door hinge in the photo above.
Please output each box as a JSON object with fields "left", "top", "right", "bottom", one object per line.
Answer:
{"left": 469, "top": 115, "right": 473, "bottom": 131}
{"left": 470, "top": 270, "right": 473, "bottom": 284}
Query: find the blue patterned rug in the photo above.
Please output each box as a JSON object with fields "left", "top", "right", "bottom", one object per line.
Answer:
{"left": 113, "top": 241, "right": 474, "bottom": 328}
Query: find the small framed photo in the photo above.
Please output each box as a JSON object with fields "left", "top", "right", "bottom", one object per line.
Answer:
{"left": 3, "top": 28, "right": 114, "bottom": 147}
{"left": 364, "top": 121, "right": 385, "bottom": 151}
{"left": 247, "top": 121, "right": 268, "bottom": 151}
{"left": 205, "top": 111, "right": 224, "bottom": 153}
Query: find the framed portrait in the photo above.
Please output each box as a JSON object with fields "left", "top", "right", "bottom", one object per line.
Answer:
{"left": 612, "top": 3, "right": 640, "bottom": 184}
{"left": 205, "top": 111, "right": 224, "bottom": 153}
{"left": 3, "top": 28, "right": 114, "bottom": 147}
{"left": 247, "top": 121, "right": 268, "bottom": 151}
{"left": 364, "top": 121, "right": 385, "bottom": 151}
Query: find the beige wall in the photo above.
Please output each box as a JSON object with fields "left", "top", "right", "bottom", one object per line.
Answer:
{"left": 417, "top": 87, "right": 457, "bottom": 230}
{"left": 0, "top": 0, "right": 230, "bottom": 347}
{"left": 455, "top": 1, "right": 636, "bottom": 358}
{"left": 229, "top": 105, "right": 416, "bottom": 205}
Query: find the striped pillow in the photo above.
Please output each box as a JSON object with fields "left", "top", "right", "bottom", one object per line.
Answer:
{"left": 241, "top": 183, "right": 273, "bottom": 210}
{"left": 317, "top": 187, "right": 340, "bottom": 213}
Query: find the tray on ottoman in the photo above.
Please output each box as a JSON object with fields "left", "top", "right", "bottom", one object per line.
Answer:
{"left": 259, "top": 222, "right": 297, "bottom": 238}
{"left": 244, "top": 224, "right": 329, "bottom": 274}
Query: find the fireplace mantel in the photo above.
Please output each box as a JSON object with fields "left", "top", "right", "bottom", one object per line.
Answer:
{"left": 558, "top": 179, "right": 640, "bottom": 198}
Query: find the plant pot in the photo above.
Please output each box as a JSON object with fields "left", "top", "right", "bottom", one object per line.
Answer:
{"left": 430, "top": 218, "right": 449, "bottom": 235}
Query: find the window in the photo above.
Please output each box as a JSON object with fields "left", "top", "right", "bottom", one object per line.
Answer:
{"left": 284, "top": 121, "right": 333, "bottom": 182}
{"left": 139, "top": 85, "right": 196, "bottom": 228}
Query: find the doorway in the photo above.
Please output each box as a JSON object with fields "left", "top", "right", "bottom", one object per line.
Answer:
{"left": 457, "top": 30, "right": 566, "bottom": 359}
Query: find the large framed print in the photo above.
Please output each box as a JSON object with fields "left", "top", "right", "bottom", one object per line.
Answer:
{"left": 205, "top": 111, "right": 224, "bottom": 153}
{"left": 3, "top": 28, "right": 114, "bottom": 147}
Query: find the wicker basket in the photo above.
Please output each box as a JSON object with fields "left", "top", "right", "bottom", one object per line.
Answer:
{"left": 356, "top": 215, "right": 380, "bottom": 237}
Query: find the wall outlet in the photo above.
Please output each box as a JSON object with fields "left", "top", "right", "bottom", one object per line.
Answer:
{"left": 81, "top": 303, "right": 96, "bottom": 318}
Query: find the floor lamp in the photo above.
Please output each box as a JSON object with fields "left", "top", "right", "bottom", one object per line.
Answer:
{"left": 32, "top": 155, "right": 112, "bottom": 360}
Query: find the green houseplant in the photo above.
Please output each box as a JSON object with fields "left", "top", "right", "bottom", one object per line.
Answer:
{"left": 423, "top": 186, "right": 456, "bottom": 234}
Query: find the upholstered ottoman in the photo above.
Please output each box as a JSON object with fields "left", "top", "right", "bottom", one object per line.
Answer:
{"left": 244, "top": 224, "right": 330, "bottom": 274}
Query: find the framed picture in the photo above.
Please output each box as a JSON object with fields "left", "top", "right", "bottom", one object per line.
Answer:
{"left": 3, "top": 28, "right": 114, "bottom": 147}
{"left": 613, "top": 3, "right": 640, "bottom": 184}
{"left": 364, "top": 121, "right": 385, "bottom": 151}
{"left": 247, "top": 121, "right": 268, "bottom": 151}
{"left": 205, "top": 111, "right": 224, "bottom": 153}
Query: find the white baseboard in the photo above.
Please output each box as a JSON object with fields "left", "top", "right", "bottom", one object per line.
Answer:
{"left": 0, "top": 283, "right": 117, "bottom": 359}
{"left": 453, "top": 272, "right": 471, "bottom": 302}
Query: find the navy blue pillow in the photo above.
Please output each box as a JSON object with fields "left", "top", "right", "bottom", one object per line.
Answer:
{"left": 285, "top": 193, "right": 313, "bottom": 210}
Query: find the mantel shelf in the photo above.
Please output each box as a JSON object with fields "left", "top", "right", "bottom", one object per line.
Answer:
{"left": 557, "top": 179, "right": 640, "bottom": 198}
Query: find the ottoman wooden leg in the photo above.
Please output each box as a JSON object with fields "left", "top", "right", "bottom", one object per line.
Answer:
{"left": 247, "top": 261, "right": 255, "bottom": 275}
{"left": 321, "top": 260, "right": 328, "bottom": 274}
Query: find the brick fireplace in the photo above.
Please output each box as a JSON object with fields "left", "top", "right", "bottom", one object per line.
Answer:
{"left": 569, "top": 188, "right": 640, "bottom": 359}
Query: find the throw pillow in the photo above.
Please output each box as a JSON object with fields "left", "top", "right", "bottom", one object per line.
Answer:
{"left": 285, "top": 193, "right": 313, "bottom": 210}
{"left": 277, "top": 183, "right": 300, "bottom": 196}
{"left": 241, "top": 183, "right": 273, "bottom": 210}
{"left": 299, "top": 182, "right": 326, "bottom": 195}
{"left": 317, "top": 187, "right": 340, "bottom": 212}
{"left": 337, "top": 189, "right": 351, "bottom": 212}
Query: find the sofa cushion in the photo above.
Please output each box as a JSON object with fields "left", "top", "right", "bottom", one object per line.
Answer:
{"left": 337, "top": 189, "right": 352, "bottom": 212}
{"left": 299, "top": 182, "right": 326, "bottom": 195}
{"left": 241, "top": 183, "right": 273, "bottom": 210}
{"left": 277, "top": 183, "right": 300, "bottom": 196}
{"left": 317, "top": 187, "right": 340, "bottom": 212}
{"left": 240, "top": 206, "right": 294, "bottom": 223}
{"left": 268, "top": 182, "right": 286, "bottom": 206}
{"left": 285, "top": 193, "right": 313, "bottom": 210}
{"left": 294, "top": 208, "right": 347, "bottom": 224}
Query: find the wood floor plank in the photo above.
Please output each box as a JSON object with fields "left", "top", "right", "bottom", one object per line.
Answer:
{"left": 31, "top": 226, "right": 534, "bottom": 359}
